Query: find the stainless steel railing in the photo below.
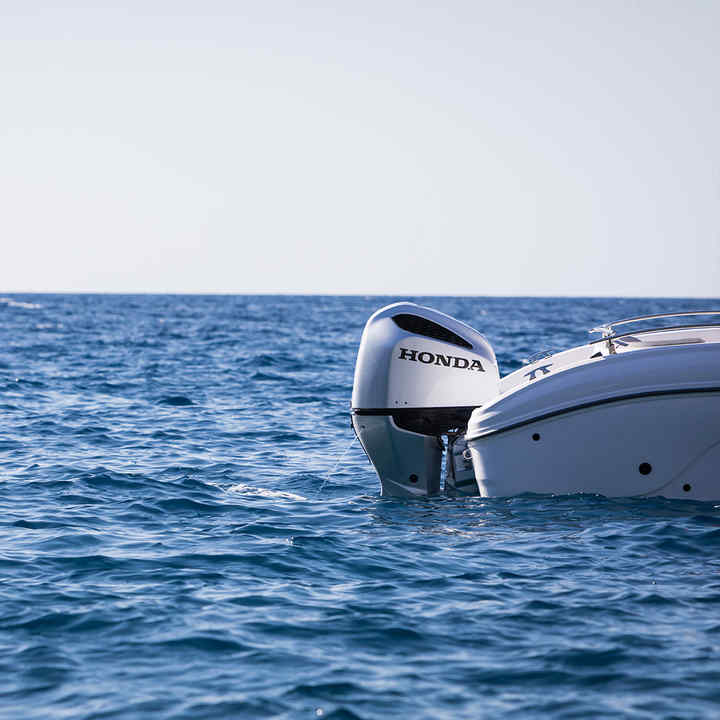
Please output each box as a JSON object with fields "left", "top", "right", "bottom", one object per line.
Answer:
{"left": 589, "top": 310, "right": 720, "bottom": 354}
{"left": 590, "top": 310, "right": 720, "bottom": 338}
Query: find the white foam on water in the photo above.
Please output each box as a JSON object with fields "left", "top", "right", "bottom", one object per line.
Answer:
{"left": 0, "top": 297, "right": 42, "bottom": 310}
{"left": 227, "top": 483, "right": 307, "bottom": 501}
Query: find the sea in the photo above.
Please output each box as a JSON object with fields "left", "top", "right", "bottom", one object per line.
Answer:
{"left": 1, "top": 293, "right": 719, "bottom": 719}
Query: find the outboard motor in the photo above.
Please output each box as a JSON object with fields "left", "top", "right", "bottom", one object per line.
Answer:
{"left": 351, "top": 302, "right": 499, "bottom": 497}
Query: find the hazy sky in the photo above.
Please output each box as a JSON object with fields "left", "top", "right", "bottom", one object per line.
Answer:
{"left": 2, "top": 1, "right": 719, "bottom": 295}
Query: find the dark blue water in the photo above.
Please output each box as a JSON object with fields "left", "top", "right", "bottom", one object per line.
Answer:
{"left": 2, "top": 294, "right": 720, "bottom": 719}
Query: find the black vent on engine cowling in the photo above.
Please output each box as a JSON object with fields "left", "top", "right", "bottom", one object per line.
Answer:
{"left": 392, "top": 314, "right": 473, "bottom": 350}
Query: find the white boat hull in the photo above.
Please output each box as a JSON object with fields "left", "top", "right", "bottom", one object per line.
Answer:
{"left": 467, "top": 391, "right": 720, "bottom": 500}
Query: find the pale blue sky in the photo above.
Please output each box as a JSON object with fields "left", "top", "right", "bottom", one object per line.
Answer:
{"left": 2, "top": 1, "right": 718, "bottom": 295}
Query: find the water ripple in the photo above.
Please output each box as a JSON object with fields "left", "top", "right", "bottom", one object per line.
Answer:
{"left": 0, "top": 294, "right": 718, "bottom": 719}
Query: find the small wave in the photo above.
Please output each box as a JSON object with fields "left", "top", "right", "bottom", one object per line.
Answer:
{"left": 152, "top": 635, "right": 250, "bottom": 653}
{"left": 157, "top": 498, "right": 225, "bottom": 513}
{"left": 158, "top": 395, "right": 193, "bottom": 406}
{"left": 227, "top": 483, "right": 306, "bottom": 501}
{"left": 0, "top": 297, "right": 42, "bottom": 310}
{"left": 250, "top": 371, "right": 293, "bottom": 382}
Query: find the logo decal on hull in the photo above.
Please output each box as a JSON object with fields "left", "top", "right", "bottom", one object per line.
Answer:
{"left": 524, "top": 364, "right": 552, "bottom": 381}
{"left": 398, "top": 347, "right": 484, "bottom": 372}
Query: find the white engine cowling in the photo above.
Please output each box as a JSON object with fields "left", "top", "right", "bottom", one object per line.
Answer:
{"left": 351, "top": 302, "right": 499, "bottom": 497}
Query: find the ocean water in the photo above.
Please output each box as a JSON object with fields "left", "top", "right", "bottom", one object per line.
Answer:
{"left": 1, "top": 293, "right": 720, "bottom": 719}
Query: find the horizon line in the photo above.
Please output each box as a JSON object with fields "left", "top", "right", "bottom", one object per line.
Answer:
{"left": 1, "top": 290, "right": 719, "bottom": 300}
